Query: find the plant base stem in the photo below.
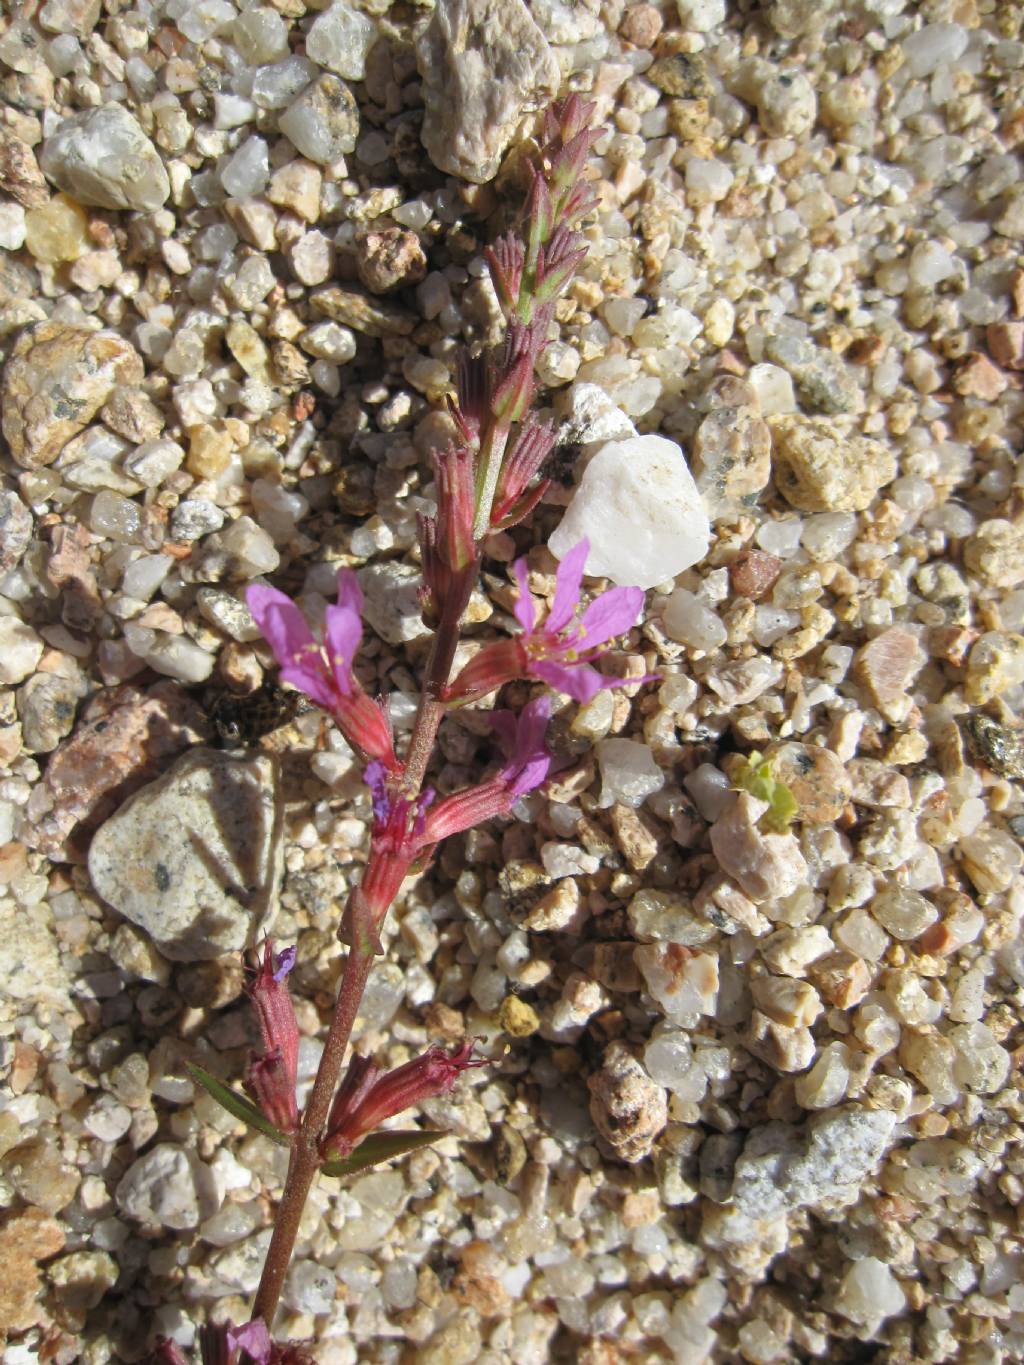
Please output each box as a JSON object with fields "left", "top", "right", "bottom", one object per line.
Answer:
{"left": 251, "top": 938, "right": 374, "bottom": 1328}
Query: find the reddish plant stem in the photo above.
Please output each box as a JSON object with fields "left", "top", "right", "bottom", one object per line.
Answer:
{"left": 251, "top": 937, "right": 374, "bottom": 1328}
{"left": 403, "top": 567, "right": 476, "bottom": 794}
{"left": 252, "top": 571, "right": 473, "bottom": 1328}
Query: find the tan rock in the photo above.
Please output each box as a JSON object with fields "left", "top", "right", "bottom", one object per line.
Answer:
{"left": 853, "top": 626, "right": 924, "bottom": 723}
{"left": 987, "top": 320, "right": 1024, "bottom": 369}
{"left": 766, "top": 740, "right": 851, "bottom": 824}
{"left": 356, "top": 227, "right": 427, "bottom": 294}
{"left": 709, "top": 792, "right": 808, "bottom": 902}
{"left": 770, "top": 414, "right": 895, "bottom": 512}
{"left": 964, "top": 518, "right": 1024, "bottom": 588}
{"left": 2, "top": 321, "right": 144, "bottom": 468}
{"left": 952, "top": 351, "right": 1008, "bottom": 400}
{"left": 964, "top": 631, "right": 1024, "bottom": 704}
{"left": 587, "top": 1040, "right": 668, "bottom": 1163}
{"left": 0, "top": 126, "right": 48, "bottom": 207}
{"left": 0, "top": 1208, "right": 66, "bottom": 1332}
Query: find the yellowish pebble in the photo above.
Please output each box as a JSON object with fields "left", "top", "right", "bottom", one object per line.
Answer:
{"left": 23, "top": 193, "right": 90, "bottom": 264}
{"left": 186, "top": 425, "right": 234, "bottom": 479}
{"left": 497, "top": 995, "right": 540, "bottom": 1038}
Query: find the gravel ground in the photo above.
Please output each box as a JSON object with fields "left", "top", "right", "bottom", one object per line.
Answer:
{"left": 2, "top": 0, "right": 1024, "bottom": 1362}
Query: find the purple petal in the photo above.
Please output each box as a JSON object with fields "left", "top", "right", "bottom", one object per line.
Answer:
{"left": 364, "top": 760, "right": 391, "bottom": 824}
{"left": 531, "top": 657, "right": 607, "bottom": 703}
{"left": 512, "top": 557, "right": 535, "bottom": 633}
{"left": 324, "top": 602, "right": 360, "bottom": 697}
{"left": 273, "top": 945, "right": 297, "bottom": 982}
{"left": 547, "top": 538, "right": 589, "bottom": 635}
{"left": 247, "top": 584, "right": 316, "bottom": 664}
{"left": 488, "top": 708, "right": 518, "bottom": 757}
{"left": 577, "top": 586, "right": 644, "bottom": 650}
{"left": 226, "top": 1320, "right": 273, "bottom": 1365}
{"left": 506, "top": 751, "right": 551, "bottom": 799}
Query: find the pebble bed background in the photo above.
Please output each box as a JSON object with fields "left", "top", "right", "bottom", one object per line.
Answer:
{"left": 1, "top": 0, "right": 1024, "bottom": 1361}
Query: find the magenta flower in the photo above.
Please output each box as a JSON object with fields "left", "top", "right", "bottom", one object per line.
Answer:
{"left": 323, "top": 1041, "right": 486, "bottom": 1161}
{"left": 421, "top": 695, "right": 552, "bottom": 840}
{"left": 244, "top": 941, "right": 300, "bottom": 1135}
{"left": 247, "top": 571, "right": 398, "bottom": 770}
{"left": 445, "top": 539, "right": 646, "bottom": 704}
{"left": 354, "top": 699, "right": 551, "bottom": 922}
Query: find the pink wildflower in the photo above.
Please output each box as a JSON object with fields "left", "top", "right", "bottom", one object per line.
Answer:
{"left": 445, "top": 539, "right": 646, "bottom": 704}
{"left": 355, "top": 698, "right": 551, "bottom": 920}
{"left": 247, "top": 571, "right": 398, "bottom": 770}
{"left": 244, "top": 942, "right": 300, "bottom": 1135}
{"left": 323, "top": 1041, "right": 486, "bottom": 1161}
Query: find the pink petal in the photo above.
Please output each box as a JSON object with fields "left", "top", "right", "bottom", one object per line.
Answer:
{"left": 336, "top": 567, "right": 364, "bottom": 617}
{"left": 226, "top": 1320, "right": 273, "bottom": 1365}
{"left": 512, "top": 557, "right": 535, "bottom": 633}
{"left": 324, "top": 603, "right": 360, "bottom": 697}
{"left": 577, "top": 586, "right": 644, "bottom": 649}
{"left": 547, "top": 538, "right": 589, "bottom": 635}
{"left": 531, "top": 657, "right": 607, "bottom": 703}
{"left": 247, "top": 584, "right": 316, "bottom": 663}
{"left": 277, "top": 659, "right": 335, "bottom": 712}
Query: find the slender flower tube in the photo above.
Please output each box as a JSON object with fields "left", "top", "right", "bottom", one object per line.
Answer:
{"left": 323, "top": 1042, "right": 486, "bottom": 1161}
{"left": 244, "top": 943, "right": 300, "bottom": 1135}
{"left": 357, "top": 697, "right": 552, "bottom": 923}
{"left": 445, "top": 539, "right": 648, "bottom": 704}
{"left": 247, "top": 571, "right": 398, "bottom": 770}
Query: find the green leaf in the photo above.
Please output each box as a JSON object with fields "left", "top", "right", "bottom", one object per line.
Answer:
{"left": 321, "top": 1130, "right": 441, "bottom": 1179}
{"left": 186, "top": 1062, "right": 292, "bottom": 1147}
{"left": 731, "top": 750, "right": 800, "bottom": 834}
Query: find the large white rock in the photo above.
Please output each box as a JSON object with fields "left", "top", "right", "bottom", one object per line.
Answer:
{"left": 40, "top": 105, "right": 170, "bottom": 213}
{"left": 549, "top": 433, "right": 710, "bottom": 589}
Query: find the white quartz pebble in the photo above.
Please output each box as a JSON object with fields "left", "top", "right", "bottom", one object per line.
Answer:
{"left": 549, "top": 435, "right": 710, "bottom": 589}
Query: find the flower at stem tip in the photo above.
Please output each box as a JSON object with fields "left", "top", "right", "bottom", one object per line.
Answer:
{"left": 445, "top": 538, "right": 651, "bottom": 704}
{"left": 322, "top": 1041, "right": 487, "bottom": 1162}
{"left": 246, "top": 571, "right": 398, "bottom": 771}
{"left": 244, "top": 941, "right": 300, "bottom": 1136}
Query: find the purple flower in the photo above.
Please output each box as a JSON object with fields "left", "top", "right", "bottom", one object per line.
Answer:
{"left": 247, "top": 571, "right": 398, "bottom": 770}
{"left": 445, "top": 539, "right": 646, "bottom": 704}
{"left": 421, "top": 696, "right": 552, "bottom": 840}
{"left": 489, "top": 694, "right": 553, "bottom": 798}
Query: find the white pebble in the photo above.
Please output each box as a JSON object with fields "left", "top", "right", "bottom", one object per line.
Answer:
{"left": 549, "top": 434, "right": 710, "bottom": 590}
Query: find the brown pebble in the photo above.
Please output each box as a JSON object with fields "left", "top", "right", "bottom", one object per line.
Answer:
{"left": 618, "top": 2, "right": 662, "bottom": 47}
{"left": 356, "top": 227, "right": 427, "bottom": 294}
{"left": 0, "top": 1208, "right": 66, "bottom": 1332}
{"left": 729, "top": 549, "right": 782, "bottom": 600}
{"left": 952, "top": 351, "right": 1008, "bottom": 400}
{"left": 987, "top": 320, "right": 1024, "bottom": 370}
{"left": 1011, "top": 268, "right": 1024, "bottom": 319}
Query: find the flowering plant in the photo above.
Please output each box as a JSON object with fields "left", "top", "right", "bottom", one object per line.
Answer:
{"left": 166, "top": 96, "right": 651, "bottom": 1361}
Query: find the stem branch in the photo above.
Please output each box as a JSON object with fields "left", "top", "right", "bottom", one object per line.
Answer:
{"left": 251, "top": 938, "right": 374, "bottom": 1327}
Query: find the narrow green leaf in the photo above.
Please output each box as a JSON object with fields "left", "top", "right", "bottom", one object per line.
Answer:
{"left": 321, "top": 1130, "right": 441, "bottom": 1178}
{"left": 187, "top": 1062, "right": 291, "bottom": 1147}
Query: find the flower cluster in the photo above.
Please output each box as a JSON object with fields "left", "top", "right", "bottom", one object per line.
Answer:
{"left": 182, "top": 94, "right": 634, "bottom": 1344}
